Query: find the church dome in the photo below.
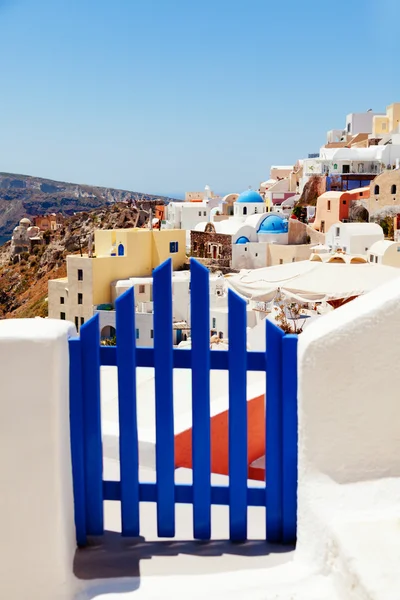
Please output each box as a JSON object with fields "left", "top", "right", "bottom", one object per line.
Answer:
{"left": 236, "top": 190, "right": 264, "bottom": 204}
{"left": 258, "top": 215, "right": 288, "bottom": 233}
{"left": 236, "top": 236, "right": 250, "bottom": 244}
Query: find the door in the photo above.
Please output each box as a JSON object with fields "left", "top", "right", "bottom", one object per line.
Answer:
{"left": 321, "top": 220, "right": 325, "bottom": 233}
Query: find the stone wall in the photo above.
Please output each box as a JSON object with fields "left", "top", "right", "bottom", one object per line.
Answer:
{"left": 190, "top": 230, "right": 232, "bottom": 268}
{"left": 368, "top": 169, "right": 400, "bottom": 215}
{"left": 288, "top": 219, "right": 325, "bottom": 245}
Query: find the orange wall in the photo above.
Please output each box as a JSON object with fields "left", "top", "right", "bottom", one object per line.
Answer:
{"left": 174, "top": 394, "right": 265, "bottom": 480}
{"left": 346, "top": 187, "right": 370, "bottom": 201}
{"left": 339, "top": 193, "right": 350, "bottom": 221}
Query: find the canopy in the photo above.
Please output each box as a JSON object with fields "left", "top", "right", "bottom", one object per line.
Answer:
{"left": 226, "top": 260, "right": 400, "bottom": 303}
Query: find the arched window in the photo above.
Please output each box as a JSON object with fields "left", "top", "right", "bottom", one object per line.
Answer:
{"left": 118, "top": 243, "right": 125, "bottom": 256}
{"left": 243, "top": 206, "right": 247, "bottom": 215}
{"left": 391, "top": 184, "right": 397, "bottom": 194}
{"left": 374, "top": 185, "right": 380, "bottom": 195}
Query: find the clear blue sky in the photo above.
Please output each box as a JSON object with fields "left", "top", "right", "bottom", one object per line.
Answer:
{"left": 0, "top": 0, "right": 399, "bottom": 198}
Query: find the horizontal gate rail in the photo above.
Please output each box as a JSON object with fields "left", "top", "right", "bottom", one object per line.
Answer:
{"left": 99, "top": 345, "right": 268, "bottom": 371}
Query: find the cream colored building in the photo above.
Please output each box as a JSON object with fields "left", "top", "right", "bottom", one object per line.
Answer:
{"left": 48, "top": 228, "right": 186, "bottom": 332}
{"left": 368, "top": 240, "right": 400, "bottom": 267}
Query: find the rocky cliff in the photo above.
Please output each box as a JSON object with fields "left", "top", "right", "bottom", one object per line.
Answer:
{"left": 0, "top": 201, "right": 171, "bottom": 319}
{"left": 0, "top": 172, "right": 176, "bottom": 238}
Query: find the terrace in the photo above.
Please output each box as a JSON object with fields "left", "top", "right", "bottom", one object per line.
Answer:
{"left": 2, "top": 259, "right": 400, "bottom": 599}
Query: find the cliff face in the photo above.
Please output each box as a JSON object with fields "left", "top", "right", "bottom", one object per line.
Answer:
{"left": 0, "top": 172, "right": 175, "bottom": 237}
{"left": 0, "top": 201, "right": 165, "bottom": 318}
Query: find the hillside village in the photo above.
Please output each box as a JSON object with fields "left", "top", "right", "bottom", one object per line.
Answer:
{"left": 23, "top": 100, "right": 400, "bottom": 345}
{"left": 3, "top": 103, "right": 400, "bottom": 334}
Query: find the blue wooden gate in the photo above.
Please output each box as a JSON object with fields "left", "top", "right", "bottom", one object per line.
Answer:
{"left": 69, "top": 258, "right": 298, "bottom": 546}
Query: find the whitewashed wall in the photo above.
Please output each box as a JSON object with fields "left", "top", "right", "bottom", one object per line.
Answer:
{"left": 296, "top": 275, "right": 400, "bottom": 580}
{"left": 0, "top": 319, "right": 79, "bottom": 600}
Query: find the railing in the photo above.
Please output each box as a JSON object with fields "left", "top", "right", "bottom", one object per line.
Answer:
{"left": 69, "top": 258, "right": 298, "bottom": 546}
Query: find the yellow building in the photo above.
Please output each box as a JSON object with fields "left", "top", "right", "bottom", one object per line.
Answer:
{"left": 48, "top": 228, "right": 186, "bottom": 330}
{"left": 372, "top": 103, "right": 400, "bottom": 138}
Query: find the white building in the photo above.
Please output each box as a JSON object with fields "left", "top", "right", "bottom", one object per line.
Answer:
{"left": 165, "top": 201, "right": 210, "bottom": 230}
{"left": 325, "top": 222, "right": 384, "bottom": 255}
{"left": 301, "top": 144, "right": 400, "bottom": 192}
{"left": 233, "top": 189, "right": 267, "bottom": 218}
{"left": 95, "top": 270, "right": 263, "bottom": 345}
{"left": 345, "top": 111, "right": 383, "bottom": 136}
{"left": 326, "top": 110, "right": 384, "bottom": 143}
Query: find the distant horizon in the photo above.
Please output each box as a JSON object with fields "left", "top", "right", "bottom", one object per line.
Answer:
{"left": 0, "top": 169, "right": 238, "bottom": 200}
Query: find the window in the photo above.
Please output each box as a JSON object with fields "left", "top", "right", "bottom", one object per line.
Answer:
{"left": 118, "top": 243, "right": 124, "bottom": 256}
{"left": 335, "top": 227, "right": 340, "bottom": 237}
{"left": 60, "top": 312, "right": 65, "bottom": 320}
{"left": 212, "top": 317, "right": 216, "bottom": 329}
{"left": 244, "top": 247, "right": 247, "bottom": 251}
{"left": 80, "top": 317, "right": 85, "bottom": 325}
{"left": 193, "top": 241, "right": 198, "bottom": 252}
{"left": 198, "top": 211, "right": 201, "bottom": 217}
{"left": 60, "top": 297, "right": 64, "bottom": 304}
{"left": 139, "top": 284, "right": 145, "bottom": 294}
{"left": 136, "top": 328, "right": 139, "bottom": 339}
{"left": 170, "top": 241, "right": 179, "bottom": 253}
{"left": 203, "top": 211, "right": 206, "bottom": 216}
{"left": 370, "top": 255, "right": 373, "bottom": 262}
{"left": 327, "top": 200, "right": 331, "bottom": 211}
{"left": 279, "top": 259, "right": 283, "bottom": 264}
{"left": 391, "top": 184, "right": 397, "bottom": 194}
{"left": 243, "top": 206, "right": 247, "bottom": 215}
{"left": 360, "top": 192, "right": 363, "bottom": 197}
{"left": 292, "top": 258, "right": 296, "bottom": 262}
{"left": 375, "top": 256, "right": 378, "bottom": 263}
{"left": 342, "top": 200, "right": 346, "bottom": 205}
{"left": 374, "top": 185, "right": 380, "bottom": 195}
{"left": 254, "top": 207, "right": 258, "bottom": 214}
{"left": 219, "top": 332, "right": 223, "bottom": 339}
{"left": 255, "top": 253, "right": 258, "bottom": 257}
{"left": 78, "top": 293, "right": 83, "bottom": 305}
{"left": 342, "top": 165, "right": 350, "bottom": 174}
{"left": 75, "top": 316, "right": 79, "bottom": 330}
{"left": 150, "top": 329, "right": 154, "bottom": 339}
{"left": 78, "top": 269, "right": 83, "bottom": 281}
{"left": 347, "top": 122, "right": 351, "bottom": 133}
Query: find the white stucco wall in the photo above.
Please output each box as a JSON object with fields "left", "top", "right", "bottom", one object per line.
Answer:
{"left": 296, "top": 276, "right": 400, "bottom": 590}
{"left": 232, "top": 242, "right": 268, "bottom": 270}
{"left": 326, "top": 223, "right": 384, "bottom": 255}
{"left": 181, "top": 203, "right": 209, "bottom": 230}
{"left": 0, "top": 319, "right": 79, "bottom": 600}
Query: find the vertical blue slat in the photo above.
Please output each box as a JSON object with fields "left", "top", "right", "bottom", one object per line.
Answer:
{"left": 282, "top": 334, "right": 298, "bottom": 544}
{"left": 116, "top": 287, "right": 140, "bottom": 537}
{"left": 228, "top": 289, "right": 248, "bottom": 541}
{"left": 266, "top": 320, "right": 284, "bottom": 543}
{"left": 153, "top": 258, "right": 175, "bottom": 537}
{"left": 69, "top": 338, "right": 87, "bottom": 546}
{"left": 190, "top": 259, "right": 211, "bottom": 540}
{"left": 80, "top": 314, "right": 104, "bottom": 535}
